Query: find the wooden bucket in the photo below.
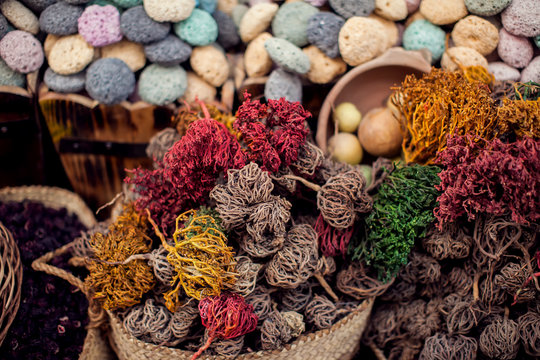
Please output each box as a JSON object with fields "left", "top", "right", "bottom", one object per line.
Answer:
{"left": 38, "top": 85, "right": 174, "bottom": 214}
{"left": 0, "top": 72, "right": 43, "bottom": 186}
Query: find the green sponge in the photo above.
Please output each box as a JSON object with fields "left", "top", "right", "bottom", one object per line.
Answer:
{"left": 403, "top": 19, "right": 446, "bottom": 63}
{"left": 138, "top": 64, "right": 187, "bottom": 105}
{"left": 0, "top": 58, "right": 25, "bottom": 87}
{"left": 272, "top": 2, "right": 319, "bottom": 47}
{"left": 174, "top": 9, "right": 218, "bottom": 46}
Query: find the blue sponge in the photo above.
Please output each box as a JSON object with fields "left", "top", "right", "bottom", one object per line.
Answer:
{"left": 40, "top": 2, "right": 84, "bottom": 36}
{"left": 306, "top": 12, "right": 344, "bottom": 58}
{"left": 110, "top": 0, "right": 141, "bottom": 7}
{"left": 121, "top": 5, "right": 170, "bottom": 44}
{"left": 265, "top": 68, "right": 302, "bottom": 103}
{"left": 328, "top": 0, "right": 375, "bottom": 18}
{"left": 19, "top": 0, "right": 57, "bottom": 13}
{"left": 85, "top": 58, "right": 135, "bottom": 104}
{"left": 44, "top": 67, "right": 86, "bottom": 93}
{"left": 198, "top": 0, "right": 216, "bottom": 13}
{"left": 144, "top": 34, "right": 192, "bottom": 66}
{"left": 0, "top": 14, "right": 8, "bottom": 40}
{"left": 213, "top": 10, "right": 239, "bottom": 49}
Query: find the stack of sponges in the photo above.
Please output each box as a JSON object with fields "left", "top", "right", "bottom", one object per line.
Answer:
{"left": 1, "top": 0, "right": 539, "bottom": 105}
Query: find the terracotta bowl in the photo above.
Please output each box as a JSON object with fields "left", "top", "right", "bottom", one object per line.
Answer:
{"left": 316, "top": 47, "right": 432, "bottom": 153}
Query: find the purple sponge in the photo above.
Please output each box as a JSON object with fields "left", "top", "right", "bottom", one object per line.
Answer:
{"left": 78, "top": 5, "right": 122, "bottom": 47}
{"left": 0, "top": 30, "right": 43, "bottom": 73}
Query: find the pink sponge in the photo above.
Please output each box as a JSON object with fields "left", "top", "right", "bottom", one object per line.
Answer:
{"left": 78, "top": 5, "right": 122, "bottom": 47}
{"left": 0, "top": 30, "right": 43, "bottom": 73}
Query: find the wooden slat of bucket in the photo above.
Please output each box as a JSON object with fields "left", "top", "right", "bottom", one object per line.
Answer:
{"left": 38, "top": 85, "right": 173, "bottom": 213}
{"left": 0, "top": 73, "right": 44, "bottom": 186}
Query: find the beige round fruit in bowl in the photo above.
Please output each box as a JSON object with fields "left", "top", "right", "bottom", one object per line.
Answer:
{"left": 316, "top": 47, "right": 431, "bottom": 155}
{"left": 358, "top": 107, "right": 403, "bottom": 158}
{"left": 328, "top": 132, "right": 363, "bottom": 165}
{"left": 333, "top": 102, "right": 362, "bottom": 133}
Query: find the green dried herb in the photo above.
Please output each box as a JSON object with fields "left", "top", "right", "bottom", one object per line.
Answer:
{"left": 351, "top": 164, "right": 441, "bottom": 282}
{"left": 182, "top": 206, "right": 225, "bottom": 239}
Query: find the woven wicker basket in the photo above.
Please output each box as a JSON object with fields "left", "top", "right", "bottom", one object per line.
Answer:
{"left": 28, "top": 185, "right": 373, "bottom": 360}
{"left": 108, "top": 299, "right": 373, "bottom": 360}
{"left": 0, "top": 186, "right": 114, "bottom": 360}
{"left": 0, "top": 223, "right": 23, "bottom": 347}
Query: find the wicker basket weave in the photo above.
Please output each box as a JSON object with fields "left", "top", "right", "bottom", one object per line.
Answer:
{"left": 108, "top": 299, "right": 373, "bottom": 360}
{"left": 0, "top": 223, "right": 23, "bottom": 347}
{"left": 0, "top": 186, "right": 114, "bottom": 360}
{"left": 27, "top": 185, "right": 374, "bottom": 360}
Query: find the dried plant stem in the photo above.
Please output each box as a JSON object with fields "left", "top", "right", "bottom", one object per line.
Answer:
{"left": 275, "top": 174, "right": 322, "bottom": 192}
{"left": 314, "top": 272, "right": 339, "bottom": 302}
{"left": 366, "top": 339, "right": 388, "bottom": 360}
{"left": 473, "top": 273, "right": 480, "bottom": 302}
{"left": 191, "top": 335, "right": 214, "bottom": 360}
{"left": 96, "top": 192, "right": 123, "bottom": 215}
{"left": 99, "top": 253, "right": 151, "bottom": 266}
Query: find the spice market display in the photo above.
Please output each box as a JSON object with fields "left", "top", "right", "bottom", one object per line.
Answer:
{"left": 0, "top": 0, "right": 539, "bottom": 360}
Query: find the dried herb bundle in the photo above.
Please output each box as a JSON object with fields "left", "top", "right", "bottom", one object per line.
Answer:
{"left": 435, "top": 135, "right": 539, "bottom": 228}
{"left": 351, "top": 164, "right": 441, "bottom": 281}
{"left": 85, "top": 205, "right": 155, "bottom": 310}
{"left": 392, "top": 68, "right": 499, "bottom": 164}
{"left": 234, "top": 92, "right": 310, "bottom": 173}
{"left": 149, "top": 210, "right": 237, "bottom": 311}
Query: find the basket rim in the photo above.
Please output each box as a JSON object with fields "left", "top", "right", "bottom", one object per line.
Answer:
{"left": 107, "top": 298, "right": 374, "bottom": 359}
{"left": 0, "top": 185, "right": 97, "bottom": 229}
{"left": 0, "top": 222, "right": 23, "bottom": 347}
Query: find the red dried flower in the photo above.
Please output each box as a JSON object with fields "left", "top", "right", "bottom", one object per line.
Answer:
{"left": 435, "top": 135, "right": 540, "bottom": 229}
{"left": 192, "top": 292, "right": 258, "bottom": 359}
{"left": 234, "top": 92, "right": 311, "bottom": 173}
{"left": 314, "top": 214, "right": 354, "bottom": 257}
{"left": 126, "top": 101, "right": 246, "bottom": 234}
{"left": 164, "top": 117, "right": 246, "bottom": 203}
{"left": 125, "top": 164, "right": 188, "bottom": 235}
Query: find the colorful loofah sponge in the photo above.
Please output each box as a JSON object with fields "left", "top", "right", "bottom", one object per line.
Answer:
{"left": 0, "top": 14, "right": 9, "bottom": 40}
{"left": 0, "top": 58, "right": 26, "bottom": 87}
{"left": 264, "top": 68, "right": 302, "bottom": 103}
{"left": 39, "top": 2, "right": 84, "bottom": 36}
{"left": 138, "top": 64, "right": 188, "bottom": 105}
{"left": 272, "top": 2, "right": 319, "bottom": 47}
{"left": 44, "top": 67, "right": 86, "bottom": 93}
{"left": 0, "top": 0, "right": 40, "bottom": 35}
{"left": 143, "top": 0, "right": 195, "bottom": 23}
{"left": 0, "top": 30, "right": 43, "bottom": 73}
{"left": 174, "top": 8, "right": 218, "bottom": 46}
{"left": 20, "top": 0, "right": 57, "bottom": 13}
{"left": 47, "top": 34, "right": 94, "bottom": 75}
{"left": 120, "top": 5, "right": 170, "bottom": 44}
{"left": 328, "top": 0, "right": 375, "bottom": 18}
{"left": 306, "top": 12, "right": 344, "bottom": 58}
{"left": 264, "top": 38, "right": 310, "bottom": 74}
{"left": 78, "top": 5, "right": 123, "bottom": 47}
{"left": 144, "top": 35, "right": 192, "bottom": 66}
{"left": 213, "top": 10, "right": 240, "bottom": 50}
{"left": 101, "top": 39, "right": 146, "bottom": 71}
{"left": 85, "top": 58, "right": 135, "bottom": 104}
{"left": 111, "top": 0, "right": 142, "bottom": 7}
{"left": 402, "top": 19, "right": 446, "bottom": 63}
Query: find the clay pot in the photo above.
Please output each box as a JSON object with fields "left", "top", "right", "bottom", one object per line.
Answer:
{"left": 316, "top": 47, "right": 431, "bottom": 153}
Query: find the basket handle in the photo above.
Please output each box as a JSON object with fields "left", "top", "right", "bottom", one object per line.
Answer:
{"left": 32, "top": 241, "right": 107, "bottom": 329}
